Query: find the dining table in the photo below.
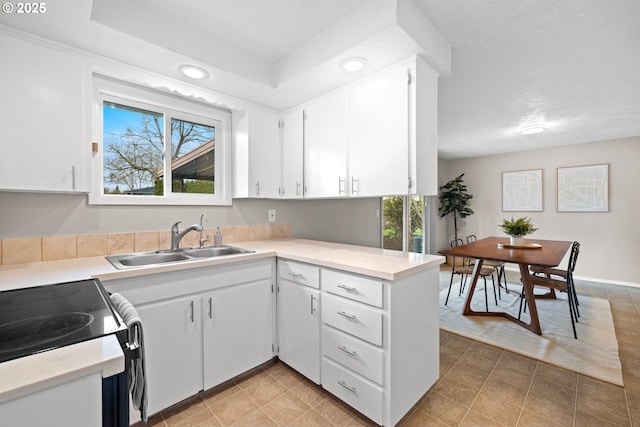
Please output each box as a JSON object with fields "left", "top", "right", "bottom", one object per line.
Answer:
{"left": 439, "top": 236, "right": 572, "bottom": 335}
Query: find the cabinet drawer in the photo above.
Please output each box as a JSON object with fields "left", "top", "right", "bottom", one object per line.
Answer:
{"left": 322, "top": 269, "right": 383, "bottom": 308}
{"left": 322, "top": 326, "right": 383, "bottom": 385}
{"left": 278, "top": 260, "right": 320, "bottom": 289}
{"left": 321, "top": 357, "right": 383, "bottom": 425}
{"left": 322, "top": 294, "right": 382, "bottom": 346}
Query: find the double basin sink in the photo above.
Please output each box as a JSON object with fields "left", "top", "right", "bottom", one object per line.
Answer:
{"left": 106, "top": 245, "right": 254, "bottom": 270}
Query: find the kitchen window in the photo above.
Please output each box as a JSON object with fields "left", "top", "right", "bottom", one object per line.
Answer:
{"left": 90, "top": 76, "right": 232, "bottom": 205}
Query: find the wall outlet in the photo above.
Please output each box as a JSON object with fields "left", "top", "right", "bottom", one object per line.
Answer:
{"left": 268, "top": 209, "right": 276, "bottom": 222}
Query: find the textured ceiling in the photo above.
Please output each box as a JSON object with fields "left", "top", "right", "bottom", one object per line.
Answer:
{"left": 1, "top": 0, "right": 638, "bottom": 159}
{"left": 414, "top": 0, "right": 640, "bottom": 158}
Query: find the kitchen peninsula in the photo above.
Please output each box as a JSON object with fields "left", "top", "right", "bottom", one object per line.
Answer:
{"left": 0, "top": 239, "right": 444, "bottom": 426}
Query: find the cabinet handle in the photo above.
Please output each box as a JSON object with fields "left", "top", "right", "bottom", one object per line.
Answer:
{"left": 190, "top": 300, "right": 195, "bottom": 323}
{"left": 255, "top": 181, "right": 260, "bottom": 196}
{"left": 71, "top": 165, "right": 76, "bottom": 190}
{"left": 310, "top": 295, "right": 318, "bottom": 314}
{"left": 338, "top": 177, "right": 345, "bottom": 194}
{"left": 337, "top": 380, "right": 357, "bottom": 394}
{"left": 337, "top": 311, "right": 357, "bottom": 321}
{"left": 288, "top": 271, "right": 303, "bottom": 278}
{"left": 296, "top": 182, "right": 301, "bottom": 197}
{"left": 351, "top": 176, "right": 358, "bottom": 194}
{"left": 337, "top": 346, "right": 358, "bottom": 359}
{"left": 337, "top": 284, "right": 358, "bottom": 294}
{"left": 208, "top": 297, "right": 213, "bottom": 319}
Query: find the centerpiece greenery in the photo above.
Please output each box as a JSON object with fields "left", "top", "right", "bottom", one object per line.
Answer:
{"left": 499, "top": 216, "right": 538, "bottom": 244}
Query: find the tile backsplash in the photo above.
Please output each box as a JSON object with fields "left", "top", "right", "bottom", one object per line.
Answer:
{"left": 0, "top": 223, "right": 291, "bottom": 265}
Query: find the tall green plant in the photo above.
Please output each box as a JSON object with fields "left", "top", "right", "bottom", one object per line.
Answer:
{"left": 438, "top": 173, "right": 474, "bottom": 242}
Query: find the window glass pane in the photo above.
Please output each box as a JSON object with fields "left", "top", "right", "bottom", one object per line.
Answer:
{"left": 383, "top": 196, "right": 404, "bottom": 250}
{"left": 382, "top": 195, "right": 426, "bottom": 253}
{"left": 408, "top": 195, "right": 425, "bottom": 253}
{"left": 169, "top": 118, "right": 216, "bottom": 194}
{"left": 103, "top": 101, "right": 164, "bottom": 195}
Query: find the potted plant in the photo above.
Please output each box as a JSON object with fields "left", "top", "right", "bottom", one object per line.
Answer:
{"left": 438, "top": 174, "right": 474, "bottom": 242}
{"left": 499, "top": 216, "right": 538, "bottom": 245}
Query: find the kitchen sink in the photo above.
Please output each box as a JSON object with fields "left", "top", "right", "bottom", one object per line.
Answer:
{"left": 106, "top": 246, "right": 254, "bottom": 269}
{"left": 114, "top": 252, "right": 191, "bottom": 267}
{"left": 181, "top": 246, "right": 253, "bottom": 258}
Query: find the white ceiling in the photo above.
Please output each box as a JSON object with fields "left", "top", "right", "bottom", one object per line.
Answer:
{"left": 1, "top": 0, "right": 638, "bottom": 159}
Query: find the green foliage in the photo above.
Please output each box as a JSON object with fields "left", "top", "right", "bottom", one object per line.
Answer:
{"left": 438, "top": 174, "right": 474, "bottom": 241}
{"left": 383, "top": 196, "right": 424, "bottom": 251}
{"left": 499, "top": 216, "right": 538, "bottom": 237}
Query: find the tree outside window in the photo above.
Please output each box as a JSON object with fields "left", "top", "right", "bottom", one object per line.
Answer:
{"left": 383, "top": 195, "right": 425, "bottom": 252}
{"left": 103, "top": 101, "right": 215, "bottom": 196}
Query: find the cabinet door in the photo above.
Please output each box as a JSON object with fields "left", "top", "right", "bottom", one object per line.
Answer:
{"left": 348, "top": 64, "right": 409, "bottom": 197}
{"left": 277, "top": 279, "right": 320, "bottom": 383}
{"left": 0, "top": 33, "right": 88, "bottom": 192}
{"left": 303, "top": 90, "right": 348, "bottom": 198}
{"left": 250, "top": 109, "right": 281, "bottom": 198}
{"left": 136, "top": 295, "right": 203, "bottom": 415}
{"left": 281, "top": 108, "right": 304, "bottom": 199}
{"left": 202, "top": 280, "right": 273, "bottom": 389}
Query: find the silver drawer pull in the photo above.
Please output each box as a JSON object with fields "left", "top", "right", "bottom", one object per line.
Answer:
{"left": 337, "top": 346, "right": 358, "bottom": 358}
{"left": 338, "top": 380, "right": 357, "bottom": 394}
{"left": 288, "top": 271, "right": 303, "bottom": 278}
{"left": 337, "top": 284, "right": 358, "bottom": 293}
{"left": 337, "top": 311, "right": 357, "bottom": 321}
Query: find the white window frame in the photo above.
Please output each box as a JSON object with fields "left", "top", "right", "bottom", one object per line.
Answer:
{"left": 90, "top": 75, "right": 232, "bottom": 206}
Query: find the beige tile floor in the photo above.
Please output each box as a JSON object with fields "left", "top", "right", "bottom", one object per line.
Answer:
{"left": 135, "top": 267, "right": 640, "bottom": 426}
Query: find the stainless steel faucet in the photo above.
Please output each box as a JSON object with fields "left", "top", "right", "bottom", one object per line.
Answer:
{"left": 170, "top": 221, "right": 203, "bottom": 250}
{"left": 198, "top": 214, "right": 209, "bottom": 248}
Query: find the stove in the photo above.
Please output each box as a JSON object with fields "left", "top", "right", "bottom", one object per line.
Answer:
{"left": 0, "top": 279, "right": 128, "bottom": 363}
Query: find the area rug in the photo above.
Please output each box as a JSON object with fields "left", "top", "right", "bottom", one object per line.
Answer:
{"left": 439, "top": 281, "right": 623, "bottom": 386}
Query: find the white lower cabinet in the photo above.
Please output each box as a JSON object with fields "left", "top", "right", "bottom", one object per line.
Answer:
{"left": 203, "top": 279, "right": 274, "bottom": 389}
{"left": 0, "top": 373, "right": 102, "bottom": 427}
{"left": 136, "top": 295, "right": 203, "bottom": 415}
{"left": 102, "top": 259, "right": 275, "bottom": 418}
{"left": 322, "top": 357, "right": 384, "bottom": 424}
{"left": 276, "top": 259, "right": 321, "bottom": 383}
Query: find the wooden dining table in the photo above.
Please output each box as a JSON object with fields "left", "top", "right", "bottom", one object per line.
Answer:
{"left": 439, "top": 236, "right": 572, "bottom": 335}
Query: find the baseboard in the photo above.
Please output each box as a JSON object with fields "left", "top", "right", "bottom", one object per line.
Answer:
{"left": 502, "top": 266, "right": 640, "bottom": 289}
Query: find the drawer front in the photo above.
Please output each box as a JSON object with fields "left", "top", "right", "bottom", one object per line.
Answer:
{"left": 322, "top": 269, "right": 383, "bottom": 308}
{"left": 322, "top": 294, "right": 382, "bottom": 346}
{"left": 278, "top": 259, "right": 320, "bottom": 289}
{"left": 322, "top": 357, "right": 383, "bottom": 425}
{"left": 322, "top": 326, "right": 384, "bottom": 385}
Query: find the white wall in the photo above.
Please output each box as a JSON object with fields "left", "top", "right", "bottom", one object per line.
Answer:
{"left": 436, "top": 136, "right": 640, "bottom": 286}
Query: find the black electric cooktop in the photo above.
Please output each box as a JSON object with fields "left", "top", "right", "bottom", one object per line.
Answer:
{"left": 0, "top": 279, "right": 127, "bottom": 363}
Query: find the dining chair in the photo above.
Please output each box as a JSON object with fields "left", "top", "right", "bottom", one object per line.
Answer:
{"left": 519, "top": 241, "right": 581, "bottom": 338}
{"left": 530, "top": 241, "right": 581, "bottom": 314}
{"left": 445, "top": 238, "right": 498, "bottom": 311}
{"left": 466, "top": 234, "right": 509, "bottom": 295}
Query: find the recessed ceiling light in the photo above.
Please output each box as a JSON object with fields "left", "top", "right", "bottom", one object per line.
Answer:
{"left": 178, "top": 64, "right": 210, "bottom": 80}
{"left": 339, "top": 57, "right": 368, "bottom": 72}
{"left": 520, "top": 124, "right": 545, "bottom": 135}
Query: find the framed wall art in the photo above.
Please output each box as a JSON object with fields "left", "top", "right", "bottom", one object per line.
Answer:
{"left": 557, "top": 164, "right": 609, "bottom": 212}
{"left": 502, "top": 169, "right": 543, "bottom": 212}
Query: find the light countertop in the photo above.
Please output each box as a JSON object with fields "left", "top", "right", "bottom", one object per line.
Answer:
{"left": 0, "top": 238, "right": 444, "bottom": 404}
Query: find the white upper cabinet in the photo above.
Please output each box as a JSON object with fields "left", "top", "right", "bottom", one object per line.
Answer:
{"left": 280, "top": 107, "right": 304, "bottom": 199}
{"left": 0, "top": 31, "right": 89, "bottom": 193}
{"left": 348, "top": 64, "right": 410, "bottom": 197}
{"left": 299, "top": 57, "right": 439, "bottom": 199}
{"left": 233, "top": 108, "right": 281, "bottom": 198}
{"left": 409, "top": 58, "right": 439, "bottom": 196}
{"left": 303, "top": 89, "right": 349, "bottom": 198}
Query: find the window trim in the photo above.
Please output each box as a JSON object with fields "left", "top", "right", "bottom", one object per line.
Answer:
{"left": 89, "top": 75, "right": 232, "bottom": 206}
